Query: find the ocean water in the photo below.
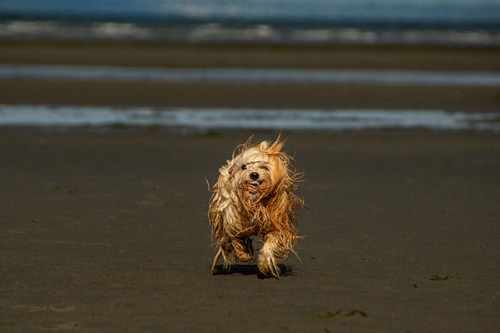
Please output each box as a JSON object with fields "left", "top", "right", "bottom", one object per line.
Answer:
{"left": 1, "top": 0, "right": 500, "bottom": 45}
{"left": 1, "top": 1, "right": 500, "bottom": 132}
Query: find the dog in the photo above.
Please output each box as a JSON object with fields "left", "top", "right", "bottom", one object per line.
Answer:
{"left": 208, "top": 135, "right": 303, "bottom": 278}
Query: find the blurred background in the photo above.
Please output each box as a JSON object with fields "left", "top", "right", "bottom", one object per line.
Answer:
{"left": 1, "top": 0, "right": 500, "bottom": 131}
{"left": 1, "top": 0, "right": 500, "bottom": 45}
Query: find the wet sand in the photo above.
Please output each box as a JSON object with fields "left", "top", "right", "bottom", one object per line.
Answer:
{"left": 1, "top": 42, "right": 500, "bottom": 110}
{"left": 1, "top": 42, "right": 500, "bottom": 331}
{"left": 1, "top": 131, "right": 499, "bottom": 332}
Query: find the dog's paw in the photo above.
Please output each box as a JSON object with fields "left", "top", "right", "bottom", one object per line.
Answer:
{"left": 257, "top": 250, "right": 280, "bottom": 278}
{"left": 232, "top": 238, "right": 254, "bottom": 262}
{"left": 235, "top": 251, "right": 253, "bottom": 262}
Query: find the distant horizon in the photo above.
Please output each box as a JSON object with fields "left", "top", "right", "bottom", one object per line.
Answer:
{"left": 1, "top": 0, "right": 500, "bottom": 31}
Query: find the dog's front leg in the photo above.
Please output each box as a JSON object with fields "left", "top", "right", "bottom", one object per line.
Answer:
{"left": 257, "top": 232, "right": 281, "bottom": 278}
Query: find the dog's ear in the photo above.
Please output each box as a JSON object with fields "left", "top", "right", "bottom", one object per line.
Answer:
{"left": 219, "top": 165, "right": 229, "bottom": 176}
{"left": 259, "top": 141, "right": 269, "bottom": 151}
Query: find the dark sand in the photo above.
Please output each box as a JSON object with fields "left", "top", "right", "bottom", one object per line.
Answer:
{"left": 1, "top": 42, "right": 500, "bottom": 110}
{"left": 1, "top": 132, "right": 499, "bottom": 332}
{"left": 1, "top": 42, "right": 500, "bottom": 331}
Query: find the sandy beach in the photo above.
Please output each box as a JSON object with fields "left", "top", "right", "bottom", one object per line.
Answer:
{"left": 0, "top": 131, "right": 499, "bottom": 332}
{"left": 1, "top": 42, "right": 499, "bottom": 331}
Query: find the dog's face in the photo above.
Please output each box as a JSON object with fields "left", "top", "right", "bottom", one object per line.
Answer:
{"left": 229, "top": 141, "right": 278, "bottom": 201}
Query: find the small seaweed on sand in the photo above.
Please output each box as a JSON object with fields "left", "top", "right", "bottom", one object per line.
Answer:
{"left": 315, "top": 310, "right": 367, "bottom": 319}
{"left": 429, "top": 275, "right": 455, "bottom": 281}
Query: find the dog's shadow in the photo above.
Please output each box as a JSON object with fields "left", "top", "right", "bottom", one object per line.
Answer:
{"left": 211, "top": 264, "right": 294, "bottom": 279}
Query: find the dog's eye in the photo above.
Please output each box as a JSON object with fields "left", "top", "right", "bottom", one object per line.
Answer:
{"left": 241, "top": 165, "right": 247, "bottom": 170}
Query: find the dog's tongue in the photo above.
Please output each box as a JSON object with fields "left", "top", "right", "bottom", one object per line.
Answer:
{"left": 247, "top": 185, "right": 258, "bottom": 193}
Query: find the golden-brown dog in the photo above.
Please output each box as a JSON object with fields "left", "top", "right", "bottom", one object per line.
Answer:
{"left": 208, "top": 135, "right": 303, "bottom": 278}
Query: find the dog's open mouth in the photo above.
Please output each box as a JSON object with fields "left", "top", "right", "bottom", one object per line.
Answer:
{"left": 247, "top": 181, "right": 260, "bottom": 193}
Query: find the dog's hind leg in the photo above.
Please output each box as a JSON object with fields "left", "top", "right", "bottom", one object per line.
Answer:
{"left": 232, "top": 237, "right": 254, "bottom": 262}
{"left": 212, "top": 239, "right": 234, "bottom": 274}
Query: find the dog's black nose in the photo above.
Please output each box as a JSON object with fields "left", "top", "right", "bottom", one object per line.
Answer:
{"left": 250, "top": 172, "right": 259, "bottom": 180}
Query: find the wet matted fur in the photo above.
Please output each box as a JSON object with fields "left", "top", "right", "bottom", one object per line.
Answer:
{"left": 208, "top": 135, "right": 304, "bottom": 278}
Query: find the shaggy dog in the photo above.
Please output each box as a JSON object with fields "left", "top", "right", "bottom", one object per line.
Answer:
{"left": 208, "top": 135, "right": 303, "bottom": 278}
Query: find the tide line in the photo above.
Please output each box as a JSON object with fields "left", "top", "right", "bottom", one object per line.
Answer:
{"left": 1, "top": 105, "right": 499, "bottom": 132}
{"left": 1, "top": 65, "right": 500, "bottom": 86}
